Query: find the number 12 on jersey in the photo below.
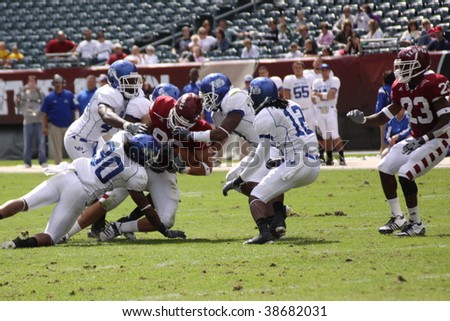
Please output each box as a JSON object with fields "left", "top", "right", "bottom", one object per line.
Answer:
{"left": 284, "top": 105, "right": 313, "bottom": 137}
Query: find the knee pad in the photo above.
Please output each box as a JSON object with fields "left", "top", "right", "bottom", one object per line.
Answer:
{"left": 399, "top": 176, "right": 418, "bottom": 197}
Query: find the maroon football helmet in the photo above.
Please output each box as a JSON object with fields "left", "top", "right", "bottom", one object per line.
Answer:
{"left": 168, "top": 93, "right": 203, "bottom": 129}
{"left": 394, "top": 45, "right": 430, "bottom": 83}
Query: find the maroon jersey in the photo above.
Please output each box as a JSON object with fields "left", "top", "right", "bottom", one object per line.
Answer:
{"left": 391, "top": 71, "right": 449, "bottom": 137}
{"left": 149, "top": 96, "right": 211, "bottom": 149}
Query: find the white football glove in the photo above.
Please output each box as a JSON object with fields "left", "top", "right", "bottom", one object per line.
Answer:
{"left": 346, "top": 110, "right": 366, "bottom": 124}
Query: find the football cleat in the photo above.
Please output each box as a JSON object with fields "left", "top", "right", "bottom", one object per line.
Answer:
{"left": 325, "top": 158, "right": 334, "bottom": 166}
{"left": 243, "top": 232, "right": 275, "bottom": 245}
{"left": 339, "top": 158, "right": 347, "bottom": 166}
{"left": 99, "top": 222, "right": 121, "bottom": 242}
{"left": 284, "top": 205, "right": 293, "bottom": 217}
{"left": 1, "top": 231, "right": 29, "bottom": 249}
{"left": 87, "top": 218, "right": 109, "bottom": 239}
{"left": 379, "top": 215, "right": 407, "bottom": 234}
{"left": 57, "top": 234, "right": 70, "bottom": 244}
{"left": 396, "top": 221, "right": 426, "bottom": 237}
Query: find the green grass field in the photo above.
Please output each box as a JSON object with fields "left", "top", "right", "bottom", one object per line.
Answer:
{"left": 0, "top": 168, "right": 449, "bottom": 301}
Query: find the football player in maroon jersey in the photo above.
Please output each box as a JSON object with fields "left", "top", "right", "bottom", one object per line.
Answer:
{"left": 61, "top": 93, "right": 214, "bottom": 242}
{"left": 347, "top": 46, "right": 450, "bottom": 236}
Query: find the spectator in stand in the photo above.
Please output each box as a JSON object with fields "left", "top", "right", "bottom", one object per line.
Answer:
{"left": 94, "top": 30, "right": 113, "bottom": 64}
{"left": 381, "top": 108, "right": 411, "bottom": 158}
{"left": 182, "top": 68, "right": 201, "bottom": 95}
{"left": 361, "top": 4, "right": 381, "bottom": 26}
{"left": 0, "top": 41, "right": 9, "bottom": 62}
{"left": 333, "top": 5, "right": 355, "bottom": 34}
{"left": 400, "top": 19, "right": 421, "bottom": 47}
{"left": 375, "top": 70, "right": 396, "bottom": 155}
{"left": 241, "top": 38, "right": 260, "bottom": 59}
{"left": 297, "top": 25, "right": 318, "bottom": 53}
{"left": 428, "top": 26, "right": 450, "bottom": 51}
{"left": 40, "top": 74, "right": 78, "bottom": 165}
{"left": 264, "top": 18, "right": 279, "bottom": 43}
{"left": 5, "top": 44, "right": 24, "bottom": 67}
{"left": 15, "top": 75, "right": 47, "bottom": 168}
{"left": 294, "top": 10, "right": 308, "bottom": 31}
{"left": 335, "top": 20, "right": 353, "bottom": 45}
{"left": 125, "top": 45, "right": 144, "bottom": 65}
{"left": 243, "top": 74, "right": 253, "bottom": 94}
{"left": 142, "top": 45, "right": 159, "bottom": 65}
{"left": 74, "top": 29, "right": 98, "bottom": 65}
{"left": 218, "top": 19, "right": 238, "bottom": 43}
{"left": 320, "top": 47, "right": 333, "bottom": 56}
{"left": 197, "top": 27, "right": 217, "bottom": 53}
{"left": 97, "top": 73, "right": 108, "bottom": 87}
{"left": 106, "top": 43, "right": 127, "bottom": 65}
{"left": 45, "top": 30, "right": 76, "bottom": 58}
{"left": 354, "top": 6, "right": 371, "bottom": 33}
{"left": 278, "top": 23, "right": 292, "bottom": 43}
{"left": 317, "top": 22, "right": 334, "bottom": 48}
{"left": 285, "top": 42, "right": 303, "bottom": 58}
{"left": 172, "top": 26, "right": 191, "bottom": 57}
{"left": 202, "top": 19, "right": 213, "bottom": 36}
{"left": 364, "top": 19, "right": 384, "bottom": 40}
{"left": 418, "top": 19, "right": 434, "bottom": 46}
{"left": 214, "top": 28, "right": 231, "bottom": 53}
{"left": 304, "top": 39, "right": 318, "bottom": 55}
{"left": 258, "top": 65, "right": 270, "bottom": 78}
{"left": 340, "top": 31, "right": 361, "bottom": 55}
{"left": 76, "top": 75, "right": 97, "bottom": 115}
{"left": 191, "top": 45, "right": 205, "bottom": 63}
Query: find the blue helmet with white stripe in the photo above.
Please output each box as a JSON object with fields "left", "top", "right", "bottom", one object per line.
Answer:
{"left": 129, "top": 134, "right": 161, "bottom": 168}
{"left": 107, "top": 60, "right": 142, "bottom": 99}
{"left": 249, "top": 77, "right": 278, "bottom": 114}
{"left": 199, "top": 73, "right": 232, "bottom": 112}
{"left": 151, "top": 83, "right": 181, "bottom": 102}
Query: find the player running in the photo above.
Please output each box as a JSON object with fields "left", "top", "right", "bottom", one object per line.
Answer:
{"left": 347, "top": 46, "right": 450, "bottom": 236}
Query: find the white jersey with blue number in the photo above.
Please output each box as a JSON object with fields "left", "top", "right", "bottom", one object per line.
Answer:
{"left": 283, "top": 75, "right": 314, "bottom": 110}
{"left": 312, "top": 76, "right": 341, "bottom": 108}
{"left": 72, "top": 131, "right": 148, "bottom": 200}
{"left": 254, "top": 100, "right": 318, "bottom": 161}
{"left": 125, "top": 94, "right": 152, "bottom": 121}
{"left": 66, "top": 85, "right": 126, "bottom": 142}
{"left": 212, "top": 87, "right": 259, "bottom": 145}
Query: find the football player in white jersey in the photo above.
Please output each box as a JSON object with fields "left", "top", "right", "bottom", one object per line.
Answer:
{"left": 64, "top": 60, "right": 147, "bottom": 160}
{"left": 283, "top": 61, "right": 316, "bottom": 131}
{"left": 312, "top": 63, "right": 346, "bottom": 166}
{"left": 0, "top": 132, "right": 186, "bottom": 249}
{"left": 173, "top": 73, "right": 290, "bottom": 238}
{"left": 223, "top": 77, "right": 320, "bottom": 244}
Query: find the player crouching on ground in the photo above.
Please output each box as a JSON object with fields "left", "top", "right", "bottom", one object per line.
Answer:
{"left": 0, "top": 132, "right": 186, "bottom": 248}
{"left": 223, "top": 77, "right": 320, "bottom": 244}
{"left": 347, "top": 45, "right": 450, "bottom": 236}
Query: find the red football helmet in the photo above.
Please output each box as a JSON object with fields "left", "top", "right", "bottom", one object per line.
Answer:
{"left": 394, "top": 45, "right": 430, "bottom": 83}
{"left": 168, "top": 93, "right": 202, "bottom": 129}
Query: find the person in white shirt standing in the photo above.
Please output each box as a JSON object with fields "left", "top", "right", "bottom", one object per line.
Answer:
{"left": 283, "top": 61, "right": 315, "bottom": 131}
{"left": 312, "top": 63, "right": 346, "bottom": 166}
{"left": 142, "top": 45, "right": 159, "bottom": 65}
{"left": 75, "top": 29, "right": 98, "bottom": 65}
{"left": 223, "top": 77, "right": 320, "bottom": 244}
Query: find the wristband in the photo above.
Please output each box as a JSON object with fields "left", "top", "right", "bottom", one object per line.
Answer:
{"left": 192, "top": 130, "right": 211, "bottom": 142}
{"left": 422, "top": 135, "right": 430, "bottom": 142}
{"left": 381, "top": 107, "right": 395, "bottom": 120}
{"left": 362, "top": 117, "right": 367, "bottom": 124}
{"left": 122, "top": 121, "right": 131, "bottom": 130}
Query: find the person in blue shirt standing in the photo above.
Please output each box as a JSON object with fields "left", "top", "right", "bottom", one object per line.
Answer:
{"left": 76, "top": 74, "right": 97, "bottom": 115}
{"left": 381, "top": 107, "right": 411, "bottom": 158}
{"left": 375, "top": 70, "right": 395, "bottom": 154}
{"left": 41, "top": 74, "right": 78, "bottom": 165}
{"left": 182, "top": 67, "right": 200, "bottom": 95}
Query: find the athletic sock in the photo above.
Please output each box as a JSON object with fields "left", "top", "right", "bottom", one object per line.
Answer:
{"left": 338, "top": 150, "right": 345, "bottom": 161}
{"left": 256, "top": 218, "right": 270, "bottom": 235}
{"left": 326, "top": 151, "right": 333, "bottom": 160}
{"left": 387, "top": 198, "right": 403, "bottom": 218}
{"left": 67, "top": 222, "right": 82, "bottom": 238}
{"left": 120, "top": 220, "right": 139, "bottom": 233}
{"left": 407, "top": 206, "right": 421, "bottom": 223}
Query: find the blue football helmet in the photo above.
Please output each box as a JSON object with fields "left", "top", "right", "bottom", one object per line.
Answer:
{"left": 129, "top": 134, "right": 161, "bottom": 168}
{"left": 249, "top": 77, "right": 279, "bottom": 114}
{"left": 151, "top": 83, "right": 181, "bottom": 102}
{"left": 107, "top": 60, "right": 142, "bottom": 99}
{"left": 199, "top": 73, "right": 232, "bottom": 112}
